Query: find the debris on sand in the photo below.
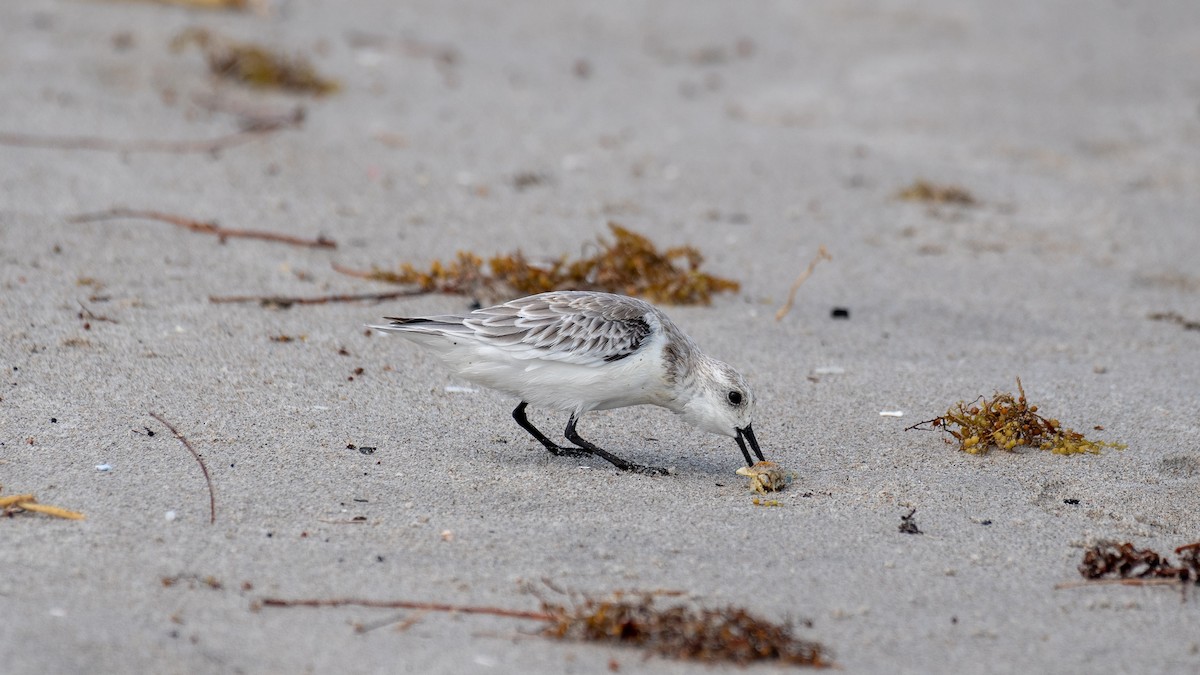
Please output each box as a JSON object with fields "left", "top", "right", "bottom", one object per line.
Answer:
{"left": 1, "top": 487, "right": 85, "bottom": 520}
{"left": 335, "top": 222, "right": 740, "bottom": 305}
{"left": 539, "top": 590, "right": 830, "bottom": 667}
{"left": 736, "top": 461, "right": 793, "bottom": 494}
{"left": 172, "top": 28, "right": 340, "bottom": 95}
{"left": 895, "top": 179, "right": 976, "bottom": 206}
{"left": 260, "top": 585, "right": 831, "bottom": 667}
{"left": 898, "top": 508, "right": 922, "bottom": 535}
{"left": 1078, "top": 540, "right": 1200, "bottom": 584}
{"left": 906, "top": 378, "right": 1125, "bottom": 455}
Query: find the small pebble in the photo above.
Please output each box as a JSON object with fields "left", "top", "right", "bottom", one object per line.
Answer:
{"left": 96, "top": 463, "right": 112, "bottom": 472}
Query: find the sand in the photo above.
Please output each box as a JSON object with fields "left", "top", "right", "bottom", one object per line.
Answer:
{"left": 2, "top": 1, "right": 1199, "bottom": 672}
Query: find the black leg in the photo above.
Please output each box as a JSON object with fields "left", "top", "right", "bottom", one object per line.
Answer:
{"left": 512, "top": 402, "right": 587, "bottom": 457}
{"left": 564, "top": 415, "right": 668, "bottom": 476}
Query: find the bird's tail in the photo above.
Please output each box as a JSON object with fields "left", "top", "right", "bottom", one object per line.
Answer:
{"left": 367, "top": 315, "right": 472, "bottom": 337}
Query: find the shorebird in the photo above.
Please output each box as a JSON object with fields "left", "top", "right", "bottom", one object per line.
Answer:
{"left": 371, "top": 291, "right": 763, "bottom": 475}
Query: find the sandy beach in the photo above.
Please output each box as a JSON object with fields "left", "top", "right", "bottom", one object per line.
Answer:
{"left": 2, "top": 1, "right": 1199, "bottom": 672}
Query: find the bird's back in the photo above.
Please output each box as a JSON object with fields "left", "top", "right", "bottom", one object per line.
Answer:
{"left": 369, "top": 291, "right": 684, "bottom": 412}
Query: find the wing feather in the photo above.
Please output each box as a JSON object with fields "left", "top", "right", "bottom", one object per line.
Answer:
{"left": 461, "top": 291, "right": 656, "bottom": 365}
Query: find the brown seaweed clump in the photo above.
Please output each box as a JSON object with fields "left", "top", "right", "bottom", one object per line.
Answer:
{"left": 1079, "top": 541, "right": 1200, "bottom": 583}
{"left": 338, "top": 222, "right": 740, "bottom": 305}
{"left": 539, "top": 591, "right": 829, "bottom": 668}
{"left": 171, "top": 28, "right": 340, "bottom": 95}
{"left": 906, "top": 378, "right": 1126, "bottom": 455}
{"left": 896, "top": 179, "right": 976, "bottom": 205}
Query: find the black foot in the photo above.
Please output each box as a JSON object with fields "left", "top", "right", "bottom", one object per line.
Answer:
{"left": 565, "top": 415, "right": 667, "bottom": 476}
{"left": 512, "top": 402, "right": 668, "bottom": 475}
{"left": 514, "top": 402, "right": 578, "bottom": 457}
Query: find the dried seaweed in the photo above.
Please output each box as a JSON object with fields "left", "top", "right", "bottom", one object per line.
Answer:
{"left": 905, "top": 378, "right": 1126, "bottom": 455}
{"left": 335, "top": 222, "right": 740, "bottom": 305}
{"left": 539, "top": 590, "right": 829, "bottom": 668}
{"left": 261, "top": 586, "right": 830, "bottom": 668}
{"left": 172, "top": 28, "right": 340, "bottom": 95}
{"left": 1077, "top": 540, "right": 1200, "bottom": 585}
{"left": 896, "top": 180, "right": 976, "bottom": 205}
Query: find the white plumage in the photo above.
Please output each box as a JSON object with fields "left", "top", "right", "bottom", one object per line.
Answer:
{"left": 370, "top": 291, "right": 763, "bottom": 474}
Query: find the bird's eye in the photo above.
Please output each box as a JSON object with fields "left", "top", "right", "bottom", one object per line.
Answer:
{"left": 727, "top": 390, "right": 743, "bottom": 405}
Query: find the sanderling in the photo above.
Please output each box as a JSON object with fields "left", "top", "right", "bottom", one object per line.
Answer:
{"left": 369, "top": 290, "right": 764, "bottom": 475}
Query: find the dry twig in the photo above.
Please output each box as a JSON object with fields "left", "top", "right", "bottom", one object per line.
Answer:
{"left": 69, "top": 208, "right": 335, "bottom": 249}
{"left": 0, "top": 115, "right": 298, "bottom": 154}
{"left": 138, "top": 0, "right": 256, "bottom": 10}
{"left": 259, "top": 597, "right": 552, "bottom": 621}
{"left": 78, "top": 301, "right": 119, "bottom": 325}
{"left": 261, "top": 587, "right": 830, "bottom": 668}
{"left": 1, "top": 489, "right": 85, "bottom": 520}
{"left": 1148, "top": 311, "right": 1200, "bottom": 332}
{"left": 1055, "top": 578, "right": 1185, "bottom": 590}
{"left": 775, "top": 245, "right": 831, "bottom": 321}
{"left": 188, "top": 95, "right": 307, "bottom": 132}
{"left": 209, "top": 290, "right": 426, "bottom": 308}
{"left": 149, "top": 411, "right": 216, "bottom": 524}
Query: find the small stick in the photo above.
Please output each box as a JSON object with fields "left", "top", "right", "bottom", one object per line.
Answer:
{"left": 0, "top": 126, "right": 291, "bottom": 154}
{"left": 775, "top": 245, "right": 831, "bottom": 321}
{"left": 1, "top": 494, "right": 85, "bottom": 520}
{"left": 209, "top": 290, "right": 427, "bottom": 307}
{"left": 189, "top": 94, "right": 304, "bottom": 131}
{"left": 260, "top": 597, "right": 552, "bottom": 621}
{"left": 0, "top": 494, "right": 37, "bottom": 508}
{"left": 78, "top": 301, "right": 119, "bottom": 324}
{"left": 149, "top": 411, "right": 216, "bottom": 524}
{"left": 68, "top": 208, "right": 336, "bottom": 249}
{"left": 353, "top": 609, "right": 429, "bottom": 634}
{"left": 15, "top": 502, "right": 86, "bottom": 520}
{"left": 329, "top": 263, "right": 382, "bottom": 280}
{"left": 1055, "top": 578, "right": 1189, "bottom": 589}
{"left": 0, "top": 109, "right": 299, "bottom": 155}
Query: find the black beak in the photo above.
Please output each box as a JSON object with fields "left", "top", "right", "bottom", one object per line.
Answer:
{"left": 734, "top": 424, "right": 764, "bottom": 467}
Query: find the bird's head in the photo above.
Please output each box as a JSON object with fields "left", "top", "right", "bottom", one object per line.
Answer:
{"left": 677, "top": 358, "right": 763, "bottom": 467}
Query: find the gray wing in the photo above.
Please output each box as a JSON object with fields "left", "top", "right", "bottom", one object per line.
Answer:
{"left": 461, "top": 291, "right": 656, "bottom": 365}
